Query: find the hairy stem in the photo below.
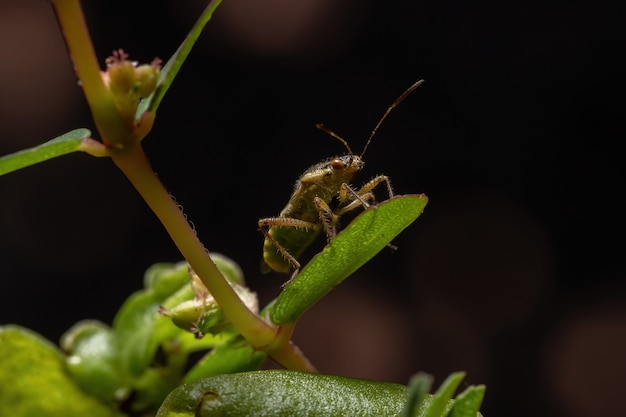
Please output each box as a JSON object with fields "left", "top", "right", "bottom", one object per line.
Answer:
{"left": 53, "top": 0, "right": 315, "bottom": 372}
{"left": 113, "top": 146, "right": 274, "bottom": 342}
{"left": 112, "top": 146, "right": 315, "bottom": 371}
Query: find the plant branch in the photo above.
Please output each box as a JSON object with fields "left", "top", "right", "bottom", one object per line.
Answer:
{"left": 52, "top": 0, "right": 130, "bottom": 145}
{"left": 53, "top": 0, "right": 315, "bottom": 372}
{"left": 265, "top": 323, "right": 317, "bottom": 372}
{"left": 111, "top": 146, "right": 315, "bottom": 371}
{"left": 112, "top": 146, "right": 275, "bottom": 343}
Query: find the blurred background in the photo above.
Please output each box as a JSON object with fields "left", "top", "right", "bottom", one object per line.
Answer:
{"left": 1, "top": 1, "right": 625, "bottom": 416}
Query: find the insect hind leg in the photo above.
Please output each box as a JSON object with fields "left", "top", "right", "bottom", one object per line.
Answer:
{"left": 258, "top": 217, "right": 319, "bottom": 278}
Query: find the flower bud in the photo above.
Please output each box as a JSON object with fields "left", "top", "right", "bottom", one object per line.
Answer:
{"left": 101, "top": 49, "right": 161, "bottom": 122}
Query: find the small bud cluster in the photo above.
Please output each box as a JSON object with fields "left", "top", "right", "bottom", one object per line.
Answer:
{"left": 102, "top": 49, "right": 161, "bottom": 123}
{"left": 160, "top": 268, "right": 259, "bottom": 339}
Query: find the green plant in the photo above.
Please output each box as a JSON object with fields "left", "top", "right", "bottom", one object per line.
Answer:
{"left": 0, "top": 1, "right": 485, "bottom": 415}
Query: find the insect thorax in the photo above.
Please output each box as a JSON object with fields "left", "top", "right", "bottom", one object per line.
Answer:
{"left": 279, "top": 155, "right": 363, "bottom": 219}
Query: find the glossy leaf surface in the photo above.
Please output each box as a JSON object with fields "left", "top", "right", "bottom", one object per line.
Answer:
{"left": 135, "top": 0, "right": 223, "bottom": 122}
{"left": 270, "top": 194, "right": 428, "bottom": 325}
{"left": 0, "top": 325, "right": 122, "bottom": 417}
{"left": 0, "top": 129, "right": 91, "bottom": 176}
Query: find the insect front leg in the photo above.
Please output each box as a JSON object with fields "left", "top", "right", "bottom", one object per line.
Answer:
{"left": 313, "top": 197, "right": 340, "bottom": 241}
{"left": 338, "top": 175, "right": 394, "bottom": 213}
{"left": 335, "top": 186, "right": 375, "bottom": 216}
{"left": 336, "top": 176, "right": 398, "bottom": 251}
{"left": 356, "top": 174, "right": 394, "bottom": 200}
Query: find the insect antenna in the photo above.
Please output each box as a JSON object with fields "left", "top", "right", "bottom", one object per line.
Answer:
{"left": 360, "top": 79, "right": 424, "bottom": 157}
{"left": 315, "top": 123, "right": 355, "bottom": 156}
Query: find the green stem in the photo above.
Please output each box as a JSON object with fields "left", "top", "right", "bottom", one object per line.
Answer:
{"left": 51, "top": 0, "right": 128, "bottom": 146}
{"left": 78, "top": 138, "right": 110, "bottom": 157}
{"left": 266, "top": 323, "right": 317, "bottom": 372}
{"left": 112, "top": 146, "right": 275, "bottom": 343}
{"left": 54, "top": 0, "right": 315, "bottom": 373}
{"left": 112, "top": 146, "right": 315, "bottom": 372}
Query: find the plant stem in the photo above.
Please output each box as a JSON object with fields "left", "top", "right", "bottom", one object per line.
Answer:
{"left": 266, "top": 323, "right": 317, "bottom": 372}
{"left": 112, "top": 146, "right": 315, "bottom": 372}
{"left": 112, "top": 146, "right": 275, "bottom": 342}
{"left": 51, "top": 0, "right": 129, "bottom": 145}
{"left": 54, "top": 0, "right": 315, "bottom": 373}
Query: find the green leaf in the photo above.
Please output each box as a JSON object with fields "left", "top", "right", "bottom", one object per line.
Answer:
{"left": 448, "top": 385, "right": 486, "bottom": 417}
{"left": 60, "top": 320, "right": 124, "bottom": 404}
{"left": 0, "top": 325, "right": 123, "bottom": 417}
{"left": 183, "top": 335, "right": 266, "bottom": 383}
{"left": 113, "top": 257, "right": 250, "bottom": 378}
{"left": 157, "top": 370, "right": 485, "bottom": 417}
{"left": 135, "top": 0, "right": 223, "bottom": 122}
{"left": 402, "top": 373, "right": 433, "bottom": 417}
{"left": 421, "top": 372, "right": 465, "bottom": 417}
{"left": 157, "top": 370, "right": 409, "bottom": 417}
{"left": 270, "top": 194, "right": 428, "bottom": 325}
{"left": 112, "top": 262, "right": 192, "bottom": 377}
{"left": 0, "top": 129, "right": 91, "bottom": 176}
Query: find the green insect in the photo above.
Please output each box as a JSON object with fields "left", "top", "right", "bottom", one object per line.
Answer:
{"left": 259, "top": 80, "right": 424, "bottom": 280}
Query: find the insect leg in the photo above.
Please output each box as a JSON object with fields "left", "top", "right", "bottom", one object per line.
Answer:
{"left": 335, "top": 187, "right": 376, "bottom": 216}
{"left": 313, "top": 197, "right": 340, "bottom": 241}
{"left": 336, "top": 173, "right": 392, "bottom": 213}
{"left": 337, "top": 175, "right": 393, "bottom": 212}
{"left": 336, "top": 177, "right": 399, "bottom": 251}
{"left": 258, "top": 217, "right": 319, "bottom": 276}
{"left": 357, "top": 175, "right": 399, "bottom": 250}
{"left": 357, "top": 174, "right": 394, "bottom": 199}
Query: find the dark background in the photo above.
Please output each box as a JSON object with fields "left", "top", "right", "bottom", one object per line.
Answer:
{"left": 1, "top": 1, "right": 625, "bottom": 416}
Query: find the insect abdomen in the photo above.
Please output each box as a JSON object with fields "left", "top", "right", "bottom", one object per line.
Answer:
{"left": 262, "top": 226, "right": 320, "bottom": 273}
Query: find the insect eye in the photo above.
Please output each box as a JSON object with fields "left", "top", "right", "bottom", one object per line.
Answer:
{"left": 331, "top": 159, "right": 346, "bottom": 170}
